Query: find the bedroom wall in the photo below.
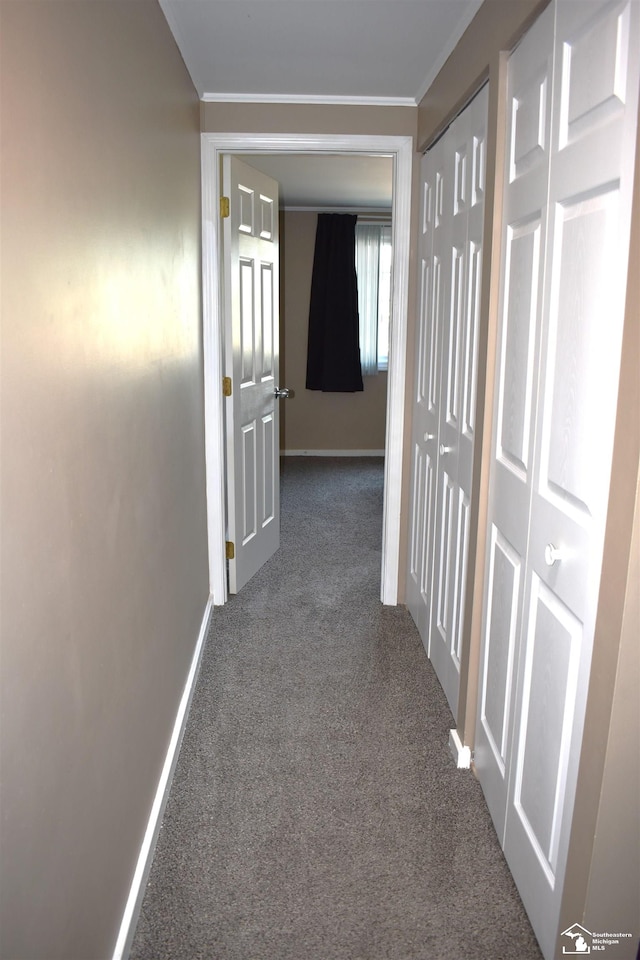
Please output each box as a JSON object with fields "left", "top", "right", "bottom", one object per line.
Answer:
{"left": 280, "top": 211, "right": 388, "bottom": 453}
{"left": 0, "top": 3, "right": 208, "bottom": 958}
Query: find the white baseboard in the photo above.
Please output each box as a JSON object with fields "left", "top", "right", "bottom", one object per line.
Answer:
{"left": 283, "top": 449, "right": 385, "bottom": 457}
{"left": 112, "top": 596, "right": 214, "bottom": 960}
{"left": 449, "top": 728, "right": 472, "bottom": 769}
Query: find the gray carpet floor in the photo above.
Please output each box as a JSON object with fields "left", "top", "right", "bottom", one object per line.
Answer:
{"left": 130, "top": 457, "right": 542, "bottom": 960}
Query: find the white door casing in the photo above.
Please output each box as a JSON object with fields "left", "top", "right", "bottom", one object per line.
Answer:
{"left": 407, "top": 86, "right": 488, "bottom": 719}
{"left": 475, "top": 2, "right": 640, "bottom": 957}
{"left": 222, "top": 157, "right": 280, "bottom": 593}
{"left": 202, "top": 134, "right": 413, "bottom": 606}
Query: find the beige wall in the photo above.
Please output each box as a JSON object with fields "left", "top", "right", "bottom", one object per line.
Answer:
{"left": 415, "top": 0, "right": 639, "bottom": 954}
{"left": 0, "top": 3, "right": 208, "bottom": 959}
{"left": 581, "top": 477, "right": 639, "bottom": 951}
{"left": 280, "top": 212, "right": 388, "bottom": 452}
{"left": 202, "top": 100, "right": 417, "bottom": 139}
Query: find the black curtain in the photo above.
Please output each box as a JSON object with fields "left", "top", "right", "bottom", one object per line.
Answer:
{"left": 305, "top": 214, "right": 364, "bottom": 392}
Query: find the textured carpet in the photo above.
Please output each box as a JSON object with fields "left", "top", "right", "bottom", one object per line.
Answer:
{"left": 130, "top": 458, "right": 542, "bottom": 960}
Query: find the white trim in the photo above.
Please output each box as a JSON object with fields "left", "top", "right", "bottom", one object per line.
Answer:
{"left": 449, "top": 728, "right": 472, "bottom": 769}
{"left": 283, "top": 450, "right": 385, "bottom": 458}
{"left": 380, "top": 136, "right": 411, "bottom": 605}
{"left": 201, "top": 147, "right": 228, "bottom": 606}
{"left": 283, "top": 206, "right": 392, "bottom": 215}
{"left": 201, "top": 133, "right": 413, "bottom": 607}
{"left": 111, "top": 597, "right": 214, "bottom": 960}
{"left": 201, "top": 92, "right": 417, "bottom": 108}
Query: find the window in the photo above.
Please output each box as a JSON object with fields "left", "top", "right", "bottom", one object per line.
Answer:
{"left": 355, "top": 222, "right": 392, "bottom": 374}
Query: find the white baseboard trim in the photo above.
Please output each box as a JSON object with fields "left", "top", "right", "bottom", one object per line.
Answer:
{"left": 283, "top": 449, "right": 385, "bottom": 457}
{"left": 449, "top": 728, "right": 472, "bottom": 769}
{"left": 112, "top": 595, "right": 214, "bottom": 960}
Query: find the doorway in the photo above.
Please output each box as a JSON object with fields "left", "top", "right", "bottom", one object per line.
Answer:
{"left": 201, "top": 134, "right": 413, "bottom": 606}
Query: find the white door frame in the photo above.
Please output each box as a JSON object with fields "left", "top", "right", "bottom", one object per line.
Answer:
{"left": 201, "top": 132, "right": 413, "bottom": 606}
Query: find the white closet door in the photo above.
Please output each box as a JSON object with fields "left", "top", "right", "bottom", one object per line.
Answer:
{"left": 430, "top": 86, "right": 488, "bottom": 717}
{"left": 406, "top": 136, "right": 447, "bottom": 648}
{"left": 408, "top": 88, "right": 488, "bottom": 718}
{"left": 476, "top": 2, "right": 639, "bottom": 957}
{"left": 475, "top": 3, "right": 555, "bottom": 838}
{"left": 503, "top": 2, "right": 640, "bottom": 954}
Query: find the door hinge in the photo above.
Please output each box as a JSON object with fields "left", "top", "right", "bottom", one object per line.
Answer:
{"left": 225, "top": 541, "right": 235, "bottom": 560}
{"left": 220, "top": 196, "right": 230, "bottom": 218}
{"left": 222, "top": 376, "right": 232, "bottom": 397}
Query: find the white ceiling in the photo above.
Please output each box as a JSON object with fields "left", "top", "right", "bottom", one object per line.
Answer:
{"left": 159, "top": 0, "right": 482, "bottom": 104}
{"left": 246, "top": 154, "right": 394, "bottom": 209}
{"left": 159, "top": 0, "right": 481, "bottom": 207}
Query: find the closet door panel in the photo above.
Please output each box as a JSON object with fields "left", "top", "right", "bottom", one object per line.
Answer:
{"left": 417, "top": 450, "right": 437, "bottom": 644}
{"left": 460, "top": 89, "right": 487, "bottom": 474}
{"left": 474, "top": 0, "right": 554, "bottom": 844}
{"left": 529, "top": 185, "right": 622, "bottom": 617}
{"left": 498, "top": 2, "right": 640, "bottom": 957}
{"left": 490, "top": 7, "right": 553, "bottom": 567}
{"left": 452, "top": 87, "right": 488, "bottom": 677}
{"left": 430, "top": 229, "right": 464, "bottom": 709}
{"left": 497, "top": 218, "right": 542, "bottom": 477}
{"left": 451, "top": 487, "right": 471, "bottom": 667}
{"left": 559, "top": 0, "right": 633, "bottom": 149}
{"left": 406, "top": 161, "right": 434, "bottom": 626}
{"left": 429, "top": 91, "right": 487, "bottom": 718}
{"left": 512, "top": 577, "right": 583, "bottom": 878}
{"left": 409, "top": 446, "right": 427, "bottom": 597}
{"left": 475, "top": 524, "right": 522, "bottom": 835}
{"left": 408, "top": 86, "right": 487, "bottom": 719}
{"left": 406, "top": 146, "right": 444, "bottom": 644}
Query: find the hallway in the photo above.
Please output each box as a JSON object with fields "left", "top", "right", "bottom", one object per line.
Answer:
{"left": 130, "top": 458, "right": 542, "bottom": 960}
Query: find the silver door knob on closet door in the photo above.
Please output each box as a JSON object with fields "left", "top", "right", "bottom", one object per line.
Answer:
{"left": 274, "top": 387, "right": 294, "bottom": 399}
{"left": 424, "top": 433, "right": 435, "bottom": 442}
{"left": 439, "top": 444, "right": 453, "bottom": 455}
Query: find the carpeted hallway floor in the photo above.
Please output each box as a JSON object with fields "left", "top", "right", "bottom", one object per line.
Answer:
{"left": 130, "top": 457, "right": 542, "bottom": 960}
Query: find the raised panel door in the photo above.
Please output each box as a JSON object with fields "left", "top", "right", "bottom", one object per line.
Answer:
{"left": 406, "top": 143, "right": 446, "bottom": 646}
{"left": 475, "top": 0, "right": 554, "bottom": 843}
{"left": 429, "top": 85, "right": 488, "bottom": 718}
{"left": 223, "top": 156, "right": 280, "bottom": 593}
{"left": 502, "top": 3, "right": 640, "bottom": 954}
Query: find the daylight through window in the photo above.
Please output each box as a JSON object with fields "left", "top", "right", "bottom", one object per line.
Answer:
{"left": 355, "top": 222, "right": 392, "bottom": 375}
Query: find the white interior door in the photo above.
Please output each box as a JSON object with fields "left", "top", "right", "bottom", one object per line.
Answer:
{"left": 430, "top": 85, "right": 488, "bottom": 718}
{"left": 407, "top": 86, "right": 488, "bottom": 719}
{"left": 474, "top": 5, "right": 554, "bottom": 839}
{"left": 476, "top": 3, "right": 639, "bottom": 956}
{"left": 406, "top": 137, "right": 446, "bottom": 651}
{"left": 222, "top": 156, "right": 281, "bottom": 593}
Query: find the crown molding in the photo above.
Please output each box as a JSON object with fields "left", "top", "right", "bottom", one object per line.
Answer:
{"left": 201, "top": 92, "right": 417, "bottom": 108}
